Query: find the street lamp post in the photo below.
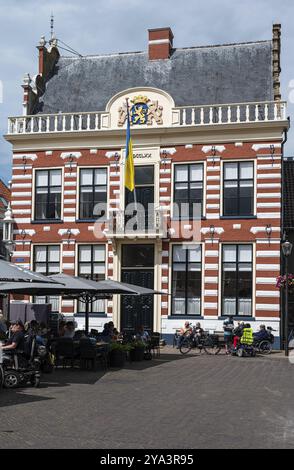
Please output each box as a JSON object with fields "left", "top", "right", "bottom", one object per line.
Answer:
{"left": 282, "top": 240, "right": 293, "bottom": 357}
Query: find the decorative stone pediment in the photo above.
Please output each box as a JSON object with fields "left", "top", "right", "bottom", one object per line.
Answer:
{"left": 106, "top": 87, "right": 175, "bottom": 129}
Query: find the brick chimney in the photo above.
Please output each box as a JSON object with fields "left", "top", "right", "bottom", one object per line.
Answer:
{"left": 148, "top": 27, "right": 174, "bottom": 60}
{"left": 272, "top": 23, "right": 281, "bottom": 101}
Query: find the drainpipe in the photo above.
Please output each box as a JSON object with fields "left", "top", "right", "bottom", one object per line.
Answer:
{"left": 280, "top": 120, "right": 289, "bottom": 349}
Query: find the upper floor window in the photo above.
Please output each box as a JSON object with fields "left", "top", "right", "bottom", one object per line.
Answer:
{"left": 223, "top": 162, "right": 254, "bottom": 217}
{"left": 171, "top": 244, "right": 202, "bottom": 316}
{"left": 35, "top": 169, "right": 62, "bottom": 220}
{"left": 174, "top": 164, "right": 203, "bottom": 219}
{"left": 79, "top": 168, "right": 107, "bottom": 220}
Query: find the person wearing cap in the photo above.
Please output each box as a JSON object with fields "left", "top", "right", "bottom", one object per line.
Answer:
{"left": 2, "top": 320, "right": 25, "bottom": 352}
{"left": 177, "top": 321, "right": 192, "bottom": 349}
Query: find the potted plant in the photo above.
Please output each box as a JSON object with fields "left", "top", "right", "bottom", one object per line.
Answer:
{"left": 276, "top": 274, "right": 294, "bottom": 294}
{"left": 109, "top": 342, "right": 131, "bottom": 368}
{"left": 129, "top": 340, "right": 146, "bottom": 362}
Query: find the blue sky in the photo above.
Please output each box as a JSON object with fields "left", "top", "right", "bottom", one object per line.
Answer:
{"left": 1, "top": 0, "right": 294, "bottom": 183}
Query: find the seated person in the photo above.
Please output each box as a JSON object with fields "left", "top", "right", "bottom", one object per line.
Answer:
{"left": 25, "top": 320, "right": 46, "bottom": 346}
{"left": 253, "top": 325, "right": 269, "bottom": 342}
{"left": 195, "top": 322, "right": 204, "bottom": 337}
{"left": 240, "top": 324, "right": 254, "bottom": 346}
{"left": 177, "top": 321, "right": 192, "bottom": 349}
{"left": 63, "top": 321, "right": 75, "bottom": 339}
{"left": 58, "top": 321, "right": 66, "bottom": 337}
{"left": 223, "top": 317, "right": 234, "bottom": 353}
{"left": 101, "top": 322, "right": 114, "bottom": 342}
{"left": 232, "top": 322, "right": 245, "bottom": 349}
{"left": 29, "top": 320, "right": 39, "bottom": 333}
{"left": 2, "top": 320, "right": 25, "bottom": 353}
{"left": 136, "top": 325, "right": 150, "bottom": 343}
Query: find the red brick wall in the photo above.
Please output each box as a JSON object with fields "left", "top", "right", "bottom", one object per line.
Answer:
{"left": 10, "top": 140, "right": 282, "bottom": 320}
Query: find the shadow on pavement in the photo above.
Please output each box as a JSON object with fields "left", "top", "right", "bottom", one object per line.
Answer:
{"left": 0, "top": 389, "right": 53, "bottom": 408}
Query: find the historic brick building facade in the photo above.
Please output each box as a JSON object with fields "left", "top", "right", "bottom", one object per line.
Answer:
{"left": 5, "top": 25, "right": 289, "bottom": 345}
{"left": 0, "top": 178, "right": 11, "bottom": 259}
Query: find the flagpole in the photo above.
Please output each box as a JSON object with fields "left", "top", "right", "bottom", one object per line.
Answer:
{"left": 125, "top": 98, "right": 138, "bottom": 216}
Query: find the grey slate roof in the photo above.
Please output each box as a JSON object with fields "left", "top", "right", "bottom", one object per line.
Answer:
{"left": 35, "top": 41, "right": 273, "bottom": 115}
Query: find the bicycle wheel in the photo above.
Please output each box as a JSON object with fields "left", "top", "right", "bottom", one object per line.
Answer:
{"left": 204, "top": 338, "right": 221, "bottom": 355}
{"left": 259, "top": 340, "right": 272, "bottom": 355}
{"left": 180, "top": 338, "right": 192, "bottom": 355}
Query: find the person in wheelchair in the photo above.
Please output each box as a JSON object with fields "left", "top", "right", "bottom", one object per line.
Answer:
{"left": 240, "top": 323, "right": 254, "bottom": 348}
{"left": 2, "top": 320, "right": 25, "bottom": 354}
{"left": 253, "top": 325, "right": 269, "bottom": 343}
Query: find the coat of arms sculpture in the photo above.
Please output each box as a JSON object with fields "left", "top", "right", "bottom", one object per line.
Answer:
{"left": 118, "top": 96, "right": 163, "bottom": 126}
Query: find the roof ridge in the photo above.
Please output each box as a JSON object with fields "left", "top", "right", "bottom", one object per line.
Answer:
{"left": 59, "top": 39, "right": 271, "bottom": 60}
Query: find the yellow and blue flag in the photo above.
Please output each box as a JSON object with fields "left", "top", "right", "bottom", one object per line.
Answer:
{"left": 124, "top": 105, "right": 135, "bottom": 192}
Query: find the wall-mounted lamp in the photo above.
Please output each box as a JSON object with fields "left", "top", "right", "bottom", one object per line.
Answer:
{"left": 66, "top": 229, "right": 71, "bottom": 245}
{"left": 161, "top": 149, "right": 168, "bottom": 169}
{"left": 270, "top": 144, "right": 275, "bottom": 167}
{"left": 266, "top": 224, "right": 272, "bottom": 242}
{"left": 114, "top": 152, "right": 120, "bottom": 172}
{"left": 19, "top": 229, "right": 26, "bottom": 248}
{"left": 2, "top": 205, "right": 14, "bottom": 244}
{"left": 211, "top": 146, "right": 216, "bottom": 166}
{"left": 209, "top": 225, "right": 215, "bottom": 243}
{"left": 22, "top": 155, "right": 27, "bottom": 174}
{"left": 68, "top": 154, "right": 74, "bottom": 174}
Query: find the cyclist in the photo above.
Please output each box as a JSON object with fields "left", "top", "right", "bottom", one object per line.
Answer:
{"left": 195, "top": 322, "right": 204, "bottom": 337}
{"left": 177, "top": 321, "right": 192, "bottom": 349}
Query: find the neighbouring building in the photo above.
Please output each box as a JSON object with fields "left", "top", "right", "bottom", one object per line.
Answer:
{"left": 4, "top": 25, "right": 289, "bottom": 346}
{"left": 0, "top": 177, "right": 11, "bottom": 314}
{"left": 0, "top": 178, "right": 11, "bottom": 259}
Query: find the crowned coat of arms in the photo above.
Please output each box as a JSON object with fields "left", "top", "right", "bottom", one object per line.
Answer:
{"left": 118, "top": 95, "right": 163, "bottom": 127}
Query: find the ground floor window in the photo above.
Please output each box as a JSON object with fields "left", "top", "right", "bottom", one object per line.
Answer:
{"left": 171, "top": 244, "right": 202, "bottom": 316}
{"left": 221, "top": 244, "right": 253, "bottom": 316}
{"left": 77, "top": 244, "right": 106, "bottom": 314}
{"left": 33, "top": 295, "right": 60, "bottom": 313}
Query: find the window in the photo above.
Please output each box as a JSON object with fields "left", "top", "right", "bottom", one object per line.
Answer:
{"left": 171, "top": 245, "right": 202, "bottom": 316}
{"left": 223, "top": 162, "right": 254, "bottom": 216}
{"left": 33, "top": 245, "right": 60, "bottom": 313}
{"left": 79, "top": 168, "right": 107, "bottom": 219}
{"left": 35, "top": 169, "right": 62, "bottom": 220}
{"left": 174, "top": 164, "right": 203, "bottom": 219}
{"left": 221, "top": 245, "right": 253, "bottom": 317}
{"left": 78, "top": 245, "right": 106, "bottom": 314}
{"left": 125, "top": 166, "right": 154, "bottom": 230}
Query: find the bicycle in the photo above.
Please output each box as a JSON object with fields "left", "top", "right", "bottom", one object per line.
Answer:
{"left": 179, "top": 328, "right": 221, "bottom": 355}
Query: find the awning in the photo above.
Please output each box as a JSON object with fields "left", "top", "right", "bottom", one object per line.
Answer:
{"left": 0, "top": 259, "right": 60, "bottom": 284}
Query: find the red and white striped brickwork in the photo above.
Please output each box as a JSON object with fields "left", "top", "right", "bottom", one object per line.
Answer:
{"left": 10, "top": 140, "right": 282, "bottom": 334}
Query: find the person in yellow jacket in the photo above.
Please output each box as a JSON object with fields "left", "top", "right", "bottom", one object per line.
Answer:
{"left": 240, "top": 324, "right": 254, "bottom": 346}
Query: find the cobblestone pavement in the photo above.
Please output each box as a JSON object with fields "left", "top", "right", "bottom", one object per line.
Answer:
{"left": 0, "top": 348, "right": 294, "bottom": 449}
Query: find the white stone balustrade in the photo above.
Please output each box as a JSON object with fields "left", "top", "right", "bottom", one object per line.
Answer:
{"left": 7, "top": 101, "right": 287, "bottom": 135}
